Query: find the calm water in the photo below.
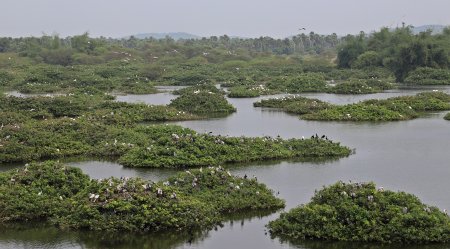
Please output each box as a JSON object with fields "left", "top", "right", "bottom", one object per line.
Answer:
{"left": 2, "top": 86, "right": 450, "bottom": 249}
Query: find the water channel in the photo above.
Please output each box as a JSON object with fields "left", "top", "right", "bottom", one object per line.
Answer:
{"left": 1, "top": 86, "right": 450, "bottom": 249}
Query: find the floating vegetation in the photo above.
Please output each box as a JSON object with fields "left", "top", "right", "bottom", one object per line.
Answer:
{"left": 303, "top": 92, "right": 450, "bottom": 121}
{"left": 169, "top": 90, "right": 236, "bottom": 115}
{"left": 255, "top": 92, "right": 450, "bottom": 121}
{"left": 227, "top": 85, "right": 276, "bottom": 98}
{"left": 445, "top": 113, "right": 450, "bottom": 120}
{"left": 0, "top": 90, "right": 198, "bottom": 126}
{"left": 268, "top": 181, "right": 450, "bottom": 243}
{"left": 267, "top": 73, "right": 329, "bottom": 93}
{"left": 405, "top": 67, "right": 450, "bottom": 85}
{"left": 253, "top": 96, "right": 331, "bottom": 115}
{"left": 328, "top": 78, "right": 395, "bottom": 94}
{"left": 0, "top": 91, "right": 350, "bottom": 167}
{"left": 172, "top": 84, "right": 225, "bottom": 95}
{"left": 118, "top": 127, "right": 351, "bottom": 168}
{"left": 0, "top": 161, "right": 284, "bottom": 232}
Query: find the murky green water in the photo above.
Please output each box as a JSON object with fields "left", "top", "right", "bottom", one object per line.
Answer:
{"left": 2, "top": 86, "right": 450, "bottom": 249}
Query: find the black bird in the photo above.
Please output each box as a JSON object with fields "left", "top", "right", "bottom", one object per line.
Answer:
{"left": 321, "top": 135, "right": 325, "bottom": 139}
{"left": 244, "top": 174, "right": 248, "bottom": 179}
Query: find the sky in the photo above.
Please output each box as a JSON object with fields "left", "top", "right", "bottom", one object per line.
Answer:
{"left": 1, "top": 0, "right": 449, "bottom": 38}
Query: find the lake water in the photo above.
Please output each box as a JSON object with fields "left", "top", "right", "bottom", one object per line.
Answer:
{"left": 1, "top": 86, "right": 450, "bottom": 249}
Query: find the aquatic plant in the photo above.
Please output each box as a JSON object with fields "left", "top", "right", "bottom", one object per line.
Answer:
{"left": 169, "top": 91, "right": 236, "bottom": 115}
{"left": 172, "top": 84, "right": 224, "bottom": 95}
{"left": 0, "top": 91, "right": 350, "bottom": 167}
{"left": 227, "top": 85, "right": 276, "bottom": 98}
{"left": 257, "top": 92, "right": 450, "bottom": 121}
{"left": 118, "top": 125, "right": 351, "bottom": 168}
{"left": 268, "top": 181, "right": 450, "bottom": 243}
{"left": 267, "top": 73, "right": 329, "bottom": 93}
{"left": 328, "top": 78, "right": 394, "bottom": 94}
{"left": 405, "top": 67, "right": 450, "bottom": 85}
{"left": 0, "top": 162, "right": 284, "bottom": 232}
{"left": 254, "top": 96, "right": 331, "bottom": 115}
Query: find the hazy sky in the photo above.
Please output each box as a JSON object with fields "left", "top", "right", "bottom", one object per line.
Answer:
{"left": 1, "top": 0, "right": 449, "bottom": 38}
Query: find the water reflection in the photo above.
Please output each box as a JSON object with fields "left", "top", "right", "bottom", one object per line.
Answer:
{"left": 66, "top": 158, "right": 178, "bottom": 182}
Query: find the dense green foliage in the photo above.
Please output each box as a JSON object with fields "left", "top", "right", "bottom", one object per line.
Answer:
{"left": 267, "top": 73, "right": 329, "bottom": 93}
{"left": 255, "top": 92, "right": 450, "bottom": 121}
{"left": 169, "top": 90, "right": 236, "bottom": 115}
{"left": 268, "top": 181, "right": 450, "bottom": 243}
{"left": 254, "top": 96, "right": 331, "bottom": 115}
{"left": 1, "top": 28, "right": 448, "bottom": 96}
{"left": 0, "top": 90, "right": 197, "bottom": 125}
{"left": 0, "top": 161, "right": 284, "bottom": 232}
{"left": 227, "top": 85, "right": 275, "bottom": 98}
{"left": 328, "top": 78, "right": 395, "bottom": 94}
{"left": 172, "top": 84, "right": 225, "bottom": 95}
{"left": 0, "top": 92, "right": 350, "bottom": 166}
{"left": 118, "top": 126, "right": 351, "bottom": 168}
{"left": 404, "top": 67, "right": 450, "bottom": 85}
{"left": 337, "top": 27, "right": 450, "bottom": 82}
{"left": 0, "top": 33, "right": 341, "bottom": 95}
{"left": 302, "top": 92, "right": 450, "bottom": 121}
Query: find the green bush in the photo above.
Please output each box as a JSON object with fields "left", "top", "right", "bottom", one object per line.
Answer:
{"left": 267, "top": 73, "right": 328, "bottom": 93}
{"left": 0, "top": 93, "right": 351, "bottom": 166}
{"left": 254, "top": 96, "right": 331, "bottom": 115}
{"left": 328, "top": 78, "right": 394, "bottom": 94}
{"left": 404, "top": 67, "right": 450, "bottom": 85}
{"left": 268, "top": 181, "right": 450, "bottom": 243}
{"left": 302, "top": 92, "right": 450, "bottom": 121}
{"left": 0, "top": 162, "right": 284, "bottom": 232}
{"left": 169, "top": 91, "right": 236, "bottom": 115}
{"left": 172, "top": 84, "right": 224, "bottom": 95}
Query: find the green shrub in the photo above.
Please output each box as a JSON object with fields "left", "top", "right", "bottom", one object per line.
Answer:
{"left": 268, "top": 181, "right": 450, "bottom": 243}
{"left": 254, "top": 96, "right": 331, "bottom": 114}
{"left": 227, "top": 85, "right": 276, "bottom": 98}
{"left": 267, "top": 73, "right": 328, "bottom": 93}
{"left": 169, "top": 91, "right": 236, "bottom": 115}
{"left": 302, "top": 92, "right": 450, "bottom": 121}
{"left": 0, "top": 162, "right": 284, "bottom": 232}
{"left": 328, "top": 78, "right": 394, "bottom": 94}
{"left": 405, "top": 68, "right": 450, "bottom": 85}
{"left": 172, "top": 84, "right": 224, "bottom": 95}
